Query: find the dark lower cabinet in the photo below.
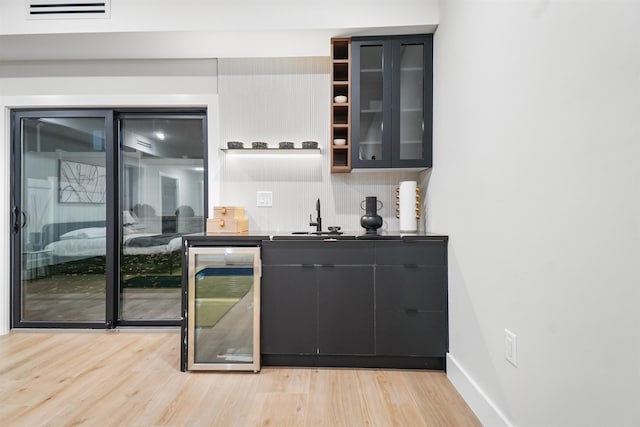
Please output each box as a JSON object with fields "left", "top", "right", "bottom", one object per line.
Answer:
{"left": 261, "top": 265, "right": 317, "bottom": 355}
{"left": 374, "top": 240, "right": 448, "bottom": 358}
{"left": 261, "top": 240, "right": 375, "bottom": 359}
{"left": 376, "top": 266, "right": 447, "bottom": 356}
{"left": 318, "top": 266, "right": 375, "bottom": 355}
{"left": 261, "top": 237, "right": 447, "bottom": 370}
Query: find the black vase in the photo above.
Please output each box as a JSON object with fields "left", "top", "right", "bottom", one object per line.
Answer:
{"left": 360, "top": 196, "right": 383, "bottom": 235}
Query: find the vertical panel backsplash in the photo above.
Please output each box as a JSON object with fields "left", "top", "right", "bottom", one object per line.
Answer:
{"left": 217, "top": 57, "right": 420, "bottom": 234}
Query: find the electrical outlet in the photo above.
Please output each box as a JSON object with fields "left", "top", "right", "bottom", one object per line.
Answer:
{"left": 256, "top": 191, "right": 272, "bottom": 207}
{"left": 504, "top": 329, "right": 518, "bottom": 367}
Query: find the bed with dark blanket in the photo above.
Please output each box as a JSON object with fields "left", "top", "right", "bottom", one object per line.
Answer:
{"left": 40, "top": 221, "right": 183, "bottom": 277}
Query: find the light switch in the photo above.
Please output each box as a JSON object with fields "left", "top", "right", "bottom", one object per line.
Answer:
{"left": 257, "top": 191, "right": 273, "bottom": 207}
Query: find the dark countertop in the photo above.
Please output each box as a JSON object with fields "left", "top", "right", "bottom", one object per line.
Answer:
{"left": 183, "top": 231, "right": 448, "bottom": 244}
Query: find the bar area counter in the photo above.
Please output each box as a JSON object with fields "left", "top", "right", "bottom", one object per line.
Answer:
{"left": 181, "top": 232, "right": 448, "bottom": 371}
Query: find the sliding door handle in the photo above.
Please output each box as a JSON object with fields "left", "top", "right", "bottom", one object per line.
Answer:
{"left": 11, "top": 206, "right": 20, "bottom": 233}
{"left": 11, "top": 206, "right": 27, "bottom": 233}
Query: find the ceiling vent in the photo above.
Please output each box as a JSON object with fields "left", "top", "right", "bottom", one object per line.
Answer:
{"left": 27, "top": 0, "right": 111, "bottom": 20}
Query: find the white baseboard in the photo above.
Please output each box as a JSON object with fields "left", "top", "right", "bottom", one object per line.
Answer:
{"left": 447, "top": 353, "right": 513, "bottom": 427}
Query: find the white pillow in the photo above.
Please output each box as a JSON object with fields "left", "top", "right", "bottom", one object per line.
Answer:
{"left": 60, "top": 227, "right": 106, "bottom": 240}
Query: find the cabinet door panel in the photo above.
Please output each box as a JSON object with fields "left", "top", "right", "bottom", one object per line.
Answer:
{"left": 391, "top": 36, "right": 433, "bottom": 168}
{"left": 376, "top": 311, "right": 447, "bottom": 356}
{"left": 376, "top": 266, "right": 446, "bottom": 311}
{"left": 375, "top": 240, "right": 446, "bottom": 266}
{"left": 352, "top": 39, "right": 392, "bottom": 168}
{"left": 261, "top": 266, "right": 317, "bottom": 355}
{"left": 318, "top": 266, "right": 375, "bottom": 355}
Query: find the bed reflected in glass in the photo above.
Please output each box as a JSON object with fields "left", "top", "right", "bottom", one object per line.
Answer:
{"left": 20, "top": 116, "right": 108, "bottom": 323}
{"left": 118, "top": 116, "right": 205, "bottom": 322}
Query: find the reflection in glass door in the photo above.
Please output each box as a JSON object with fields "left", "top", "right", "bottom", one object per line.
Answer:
{"left": 11, "top": 109, "right": 207, "bottom": 328}
{"left": 12, "top": 111, "right": 112, "bottom": 325}
{"left": 119, "top": 115, "right": 205, "bottom": 323}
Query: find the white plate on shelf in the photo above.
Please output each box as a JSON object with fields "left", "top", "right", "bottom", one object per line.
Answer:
{"left": 334, "top": 138, "right": 346, "bottom": 146}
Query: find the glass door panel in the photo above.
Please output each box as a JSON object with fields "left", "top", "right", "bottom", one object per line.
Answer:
{"left": 119, "top": 115, "right": 205, "bottom": 322}
{"left": 398, "top": 43, "right": 425, "bottom": 161}
{"left": 187, "top": 247, "right": 261, "bottom": 371}
{"left": 17, "top": 114, "right": 109, "bottom": 324}
{"left": 358, "top": 45, "right": 385, "bottom": 162}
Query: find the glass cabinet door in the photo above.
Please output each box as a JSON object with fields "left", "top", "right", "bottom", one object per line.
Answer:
{"left": 352, "top": 40, "right": 392, "bottom": 168}
{"left": 391, "top": 37, "right": 433, "bottom": 168}
{"left": 352, "top": 35, "right": 433, "bottom": 169}
{"left": 187, "top": 246, "right": 261, "bottom": 371}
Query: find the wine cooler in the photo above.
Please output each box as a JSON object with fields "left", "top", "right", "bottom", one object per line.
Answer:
{"left": 183, "top": 246, "right": 261, "bottom": 372}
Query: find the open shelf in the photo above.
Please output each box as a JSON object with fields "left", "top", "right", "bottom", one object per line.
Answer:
{"left": 331, "top": 38, "right": 352, "bottom": 173}
{"left": 221, "top": 148, "right": 321, "bottom": 154}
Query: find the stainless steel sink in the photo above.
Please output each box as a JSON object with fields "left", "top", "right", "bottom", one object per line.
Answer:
{"left": 291, "top": 231, "right": 342, "bottom": 235}
{"left": 272, "top": 232, "right": 356, "bottom": 240}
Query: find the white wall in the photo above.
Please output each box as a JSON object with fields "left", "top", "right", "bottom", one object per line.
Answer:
{"left": 0, "top": 59, "right": 220, "bottom": 334}
{"left": 432, "top": 1, "right": 640, "bottom": 426}
{"left": 217, "top": 57, "right": 420, "bottom": 233}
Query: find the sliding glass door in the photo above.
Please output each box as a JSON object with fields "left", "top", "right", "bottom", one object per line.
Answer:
{"left": 11, "top": 110, "right": 113, "bottom": 326}
{"left": 11, "top": 109, "right": 206, "bottom": 328}
{"left": 118, "top": 114, "right": 206, "bottom": 323}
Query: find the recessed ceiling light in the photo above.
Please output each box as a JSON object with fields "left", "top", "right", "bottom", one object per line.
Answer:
{"left": 154, "top": 131, "right": 165, "bottom": 140}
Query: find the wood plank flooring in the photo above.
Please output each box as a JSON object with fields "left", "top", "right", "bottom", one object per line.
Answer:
{"left": 0, "top": 331, "right": 481, "bottom": 427}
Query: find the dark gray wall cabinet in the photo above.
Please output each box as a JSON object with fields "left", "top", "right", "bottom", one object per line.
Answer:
{"left": 261, "top": 238, "right": 447, "bottom": 370}
{"left": 351, "top": 34, "right": 433, "bottom": 169}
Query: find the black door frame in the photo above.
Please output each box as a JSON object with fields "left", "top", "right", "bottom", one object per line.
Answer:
{"left": 10, "top": 108, "right": 207, "bottom": 329}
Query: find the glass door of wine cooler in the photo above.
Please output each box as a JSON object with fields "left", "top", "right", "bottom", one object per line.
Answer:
{"left": 186, "top": 246, "right": 261, "bottom": 371}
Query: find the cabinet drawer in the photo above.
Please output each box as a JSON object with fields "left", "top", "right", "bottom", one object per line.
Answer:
{"left": 262, "top": 240, "right": 374, "bottom": 265}
{"left": 376, "top": 310, "right": 447, "bottom": 357}
{"left": 376, "top": 266, "right": 446, "bottom": 311}
{"left": 374, "top": 240, "right": 446, "bottom": 266}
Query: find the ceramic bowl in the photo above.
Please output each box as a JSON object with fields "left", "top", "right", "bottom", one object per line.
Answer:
{"left": 279, "top": 141, "right": 295, "bottom": 149}
{"left": 334, "top": 95, "right": 348, "bottom": 103}
{"left": 227, "top": 141, "right": 244, "bottom": 149}
{"left": 302, "top": 141, "right": 318, "bottom": 149}
{"left": 251, "top": 141, "right": 268, "bottom": 149}
{"left": 334, "top": 138, "right": 346, "bottom": 146}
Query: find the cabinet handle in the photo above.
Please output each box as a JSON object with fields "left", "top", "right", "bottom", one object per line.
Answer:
{"left": 301, "top": 264, "right": 315, "bottom": 268}
{"left": 405, "top": 308, "right": 419, "bottom": 315}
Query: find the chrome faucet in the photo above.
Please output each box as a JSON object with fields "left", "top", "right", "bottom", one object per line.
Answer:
{"left": 309, "top": 198, "right": 322, "bottom": 232}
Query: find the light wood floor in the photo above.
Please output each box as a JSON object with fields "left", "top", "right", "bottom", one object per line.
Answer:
{"left": 0, "top": 331, "right": 481, "bottom": 427}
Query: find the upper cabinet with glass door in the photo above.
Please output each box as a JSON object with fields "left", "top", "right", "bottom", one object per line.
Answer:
{"left": 351, "top": 34, "right": 433, "bottom": 169}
